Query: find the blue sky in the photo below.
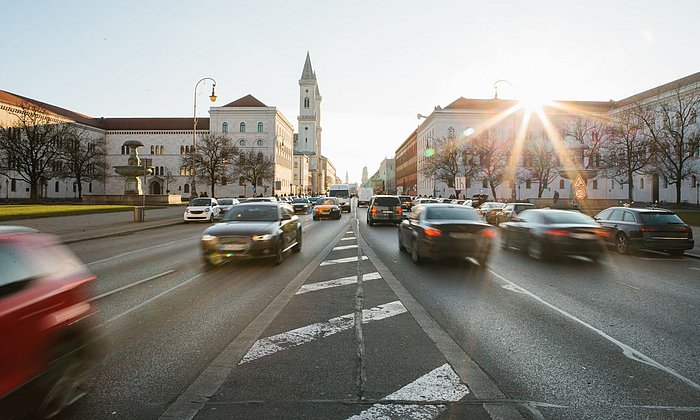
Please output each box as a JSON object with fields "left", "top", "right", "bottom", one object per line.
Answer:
{"left": 2, "top": 0, "right": 699, "bottom": 183}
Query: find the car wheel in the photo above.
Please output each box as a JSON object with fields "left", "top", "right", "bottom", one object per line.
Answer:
{"left": 668, "top": 249, "right": 684, "bottom": 256}
{"left": 274, "top": 240, "right": 285, "bottom": 265}
{"left": 204, "top": 252, "right": 223, "bottom": 268}
{"left": 313, "top": 216, "right": 318, "bottom": 221}
{"left": 368, "top": 217, "right": 374, "bottom": 226}
{"left": 38, "top": 341, "right": 91, "bottom": 419}
{"left": 615, "top": 233, "right": 629, "bottom": 254}
{"left": 476, "top": 254, "right": 489, "bottom": 268}
{"left": 292, "top": 229, "right": 302, "bottom": 252}
{"left": 411, "top": 237, "right": 423, "bottom": 265}
{"left": 528, "top": 238, "right": 546, "bottom": 261}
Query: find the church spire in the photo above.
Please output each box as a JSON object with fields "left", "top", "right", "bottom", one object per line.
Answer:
{"left": 301, "top": 51, "right": 316, "bottom": 80}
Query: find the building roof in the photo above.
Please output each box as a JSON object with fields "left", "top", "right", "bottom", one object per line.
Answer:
{"left": 613, "top": 71, "right": 700, "bottom": 109}
{"left": 223, "top": 94, "right": 267, "bottom": 108}
{"left": 100, "top": 117, "right": 209, "bottom": 131}
{"left": 301, "top": 51, "right": 316, "bottom": 80}
{"left": 395, "top": 128, "right": 417, "bottom": 155}
{"left": 0, "top": 89, "right": 101, "bottom": 128}
{"left": 444, "top": 96, "right": 612, "bottom": 114}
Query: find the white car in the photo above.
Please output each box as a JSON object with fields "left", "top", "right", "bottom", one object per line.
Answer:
{"left": 216, "top": 198, "right": 240, "bottom": 217}
{"left": 184, "top": 197, "right": 220, "bottom": 222}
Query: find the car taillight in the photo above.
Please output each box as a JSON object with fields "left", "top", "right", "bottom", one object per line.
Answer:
{"left": 424, "top": 227, "right": 442, "bottom": 237}
{"left": 594, "top": 229, "right": 609, "bottom": 237}
{"left": 546, "top": 229, "right": 570, "bottom": 237}
{"left": 481, "top": 228, "right": 497, "bottom": 238}
{"left": 397, "top": 207, "right": 403, "bottom": 215}
{"left": 640, "top": 226, "right": 658, "bottom": 232}
{"left": 371, "top": 207, "right": 377, "bottom": 216}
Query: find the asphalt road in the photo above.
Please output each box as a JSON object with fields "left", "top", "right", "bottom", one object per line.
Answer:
{"left": 60, "top": 205, "right": 699, "bottom": 419}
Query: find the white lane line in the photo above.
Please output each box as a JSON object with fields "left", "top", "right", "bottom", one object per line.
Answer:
{"left": 320, "top": 255, "right": 368, "bottom": 266}
{"left": 638, "top": 257, "right": 688, "bottom": 261}
{"left": 690, "top": 267, "right": 700, "bottom": 272}
{"left": 341, "top": 236, "right": 357, "bottom": 241}
{"left": 88, "top": 270, "right": 175, "bottom": 302}
{"left": 86, "top": 236, "right": 197, "bottom": 266}
{"left": 239, "top": 301, "right": 406, "bottom": 364}
{"left": 296, "top": 272, "right": 381, "bottom": 295}
{"left": 489, "top": 269, "right": 700, "bottom": 392}
{"left": 105, "top": 273, "right": 203, "bottom": 324}
{"left": 333, "top": 244, "right": 358, "bottom": 251}
{"left": 347, "top": 363, "right": 469, "bottom": 420}
{"left": 346, "top": 230, "right": 353, "bottom": 233}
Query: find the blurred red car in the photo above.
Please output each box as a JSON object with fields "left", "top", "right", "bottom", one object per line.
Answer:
{"left": 0, "top": 226, "right": 100, "bottom": 419}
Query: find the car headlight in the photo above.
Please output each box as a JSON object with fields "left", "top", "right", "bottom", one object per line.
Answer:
{"left": 201, "top": 234, "right": 218, "bottom": 242}
{"left": 204, "top": 207, "right": 210, "bottom": 212}
{"left": 252, "top": 234, "right": 272, "bottom": 241}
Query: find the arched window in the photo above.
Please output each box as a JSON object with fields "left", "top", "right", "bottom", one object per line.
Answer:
{"left": 482, "top": 179, "right": 488, "bottom": 188}
{"left": 150, "top": 145, "right": 154, "bottom": 154}
{"left": 257, "top": 139, "right": 264, "bottom": 147}
{"left": 525, "top": 179, "right": 531, "bottom": 189}
{"left": 54, "top": 181, "right": 59, "bottom": 192}
{"left": 184, "top": 184, "right": 190, "bottom": 193}
{"left": 240, "top": 122, "right": 246, "bottom": 132}
{"left": 559, "top": 179, "right": 565, "bottom": 189}
{"left": 222, "top": 122, "right": 228, "bottom": 132}
{"left": 239, "top": 139, "right": 246, "bottom": 146}
{"left": 159, "top": 145, "right": 164, "bottom": 155}
{"left": 304, "top": 97, "right": 310, "bottom": 108}
{"left": 240, "top": 153, "right": 246, "bottom": 164}
{"left": 640, "top": 177, "right": 645, "bottom": 189}
{"left": 161, "top": 166, "right": 165, "bottom": 176}
{"left": 257, "top": 152, "right": 264, "bottom": 162}
{"left": 257, "top": 122, "right": 263, "bottom": 132}
{"left": 692, "top": 175, "right": 697, "bottom": 188}
{"left": 185, "top": 145, "right": 190, "bottom": 154}
{"left": 89, "top": 182, "right": 92, "bottom": 193}
{"left": 10, "top": 179, "right": 16, "bottom": 192}
{"left": 121, "top": 145, "right": 128, "bottom": 154}
{"left": 180, "top": 145, "right": 185, "bottom": 154}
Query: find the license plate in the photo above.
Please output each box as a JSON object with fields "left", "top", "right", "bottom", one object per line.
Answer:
{"left": 383, "top": 211, "right": 393, "bottom": 215}
{"left": 571, "top": 233, "right": 595, "bottom": 240}
{"left": 220, "top": 244, "right": 246, "bottom": 251}
{"left": 451, "top": 232, "right": 474, "bottom": 239}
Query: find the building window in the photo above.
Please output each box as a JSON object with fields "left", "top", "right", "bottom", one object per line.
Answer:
{"left": 11, "top": 179, "right": 16, "bottom": 192}
{"left": 257, "top": 139, "right": 264, "bottom": 147}
{"left": 692, "top": 175, "right": 697, "bottom": 188}
{"left": 73, "top": 183, "right": 77, "bottom": 193}
{"left": 222, "top": 122, "right": 228, "bottom": 132}
{"left": 257, "top": 122, "right": 263, "bottom": 132}
{"left": 592, "top": 180, "right": 598, "bottom": 190}
{"left": 304, "top": 97, "right": 310, "bottom": 108}
{"left": 239, "top": 139, "right": 246, "bottom": 147}
{"left": 482, "top": 179, "right": 488, "bottom": 188}
{"left": 184, "top": 184, "right": 190, "bottom": 193}
{"left": 150, "top": 145, "right": 154, "bottom": 154}
{"left": 240, "top": 122, "right": 246, "bottom": 132}
{"left": 222, "top": 176, "right": 227, "bottom": 186}
{"left": 54, "top": 181, "right": 59, "bottom": 192}
{"left": 89, "top": 182, "right": 92, "bottom": 193}
{"left": 525, "top": 179, "right": 531, "bottom": 189}
{"left": 121, "top": 145, "right": 128, "bottom": 154}
{"left": 185, "top": 146, "right": 190, "bottom": 154}
{"left": 257, "top": 152, "right": 264, "bottom": 161}
{"left": 640, "top": 178, "right": 644, "bottom": 189}
{"left": 180, "top": 145, "right": 185, "bottom": 154}
{"left": 559, "top": 179, "right": 565, "bottom": 189}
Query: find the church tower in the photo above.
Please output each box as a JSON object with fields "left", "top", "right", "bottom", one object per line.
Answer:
{"left": 297, "top": 52, "right": 323, "bottom": 192}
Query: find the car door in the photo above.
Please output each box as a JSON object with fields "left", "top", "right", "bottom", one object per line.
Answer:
{"left": 593, "top": 208, "right": 615, "bottom": 244}
{"left": 400, "top": 206, "right": 421, "bottom": 246}
{"left": 605, "top": 209, "right": 626, "bottom": 240}
{"left": 509, "top": 211, "right": 533, "bottom": 248}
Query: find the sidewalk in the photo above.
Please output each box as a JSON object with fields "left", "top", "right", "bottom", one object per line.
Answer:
{"left": 0, "top": 205, "right": 186, "bottom": 243}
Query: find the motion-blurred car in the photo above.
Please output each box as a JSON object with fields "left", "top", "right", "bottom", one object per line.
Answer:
{"left": 500, "top": 209, "right": 607, "bottom": 261}
{"left": 471, "top": 194, "right": 489, "bottom": 208}
{"left": 398, "top": 204, "right": 495, "bottom": 266}
{"left": 478, "top": 202, "right": 505, "bottom": 224}
{"left": 216, "top": 198, "right": 240, "bottom": 217}
{"left": 367, "top": 195, "right": 403, "bottom": 226}
{"left": 313, "top": 197, "right": 342, "bottom": 220}
{"left": 594, "top": 207, "right": 694, "bottom": 255}
{"left": 241, "top": 197, "right": 277, "bottom": 203}
{"left": 291, "top": 197, "right": 312, "bottom": 214}
{"left": 200, "top": 203, "right": 301, "bottom": 267}
{"left": 0, "top": 227, "right": 100, "bottom": 419}
{"left": 495, "top": 203, "right": 535, "bottom": 225}
{"left": 184, "top": 197, "right": 220, "bottom": 222}
{"left": 413, "top": 198, "right": 438, "bottom": 206}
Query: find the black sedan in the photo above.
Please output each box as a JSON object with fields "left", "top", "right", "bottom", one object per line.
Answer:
{"left": 594, "top": 207, "right": 694, "bottom": 255}
{"left": 500, "top": 209, "right": 607, "bottom": 261}
{"left": 200, "top": 203, "right": 301, "bottom": 267}
{"left": 291, "top": 197, "right": 312, "bottom": 214}
{"left": 398, "top": 204, "right": 496, "bottom": 266}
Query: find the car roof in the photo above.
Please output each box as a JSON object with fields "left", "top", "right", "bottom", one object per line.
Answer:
{"left": 506, "top": 202, "right": 534, "bottom": 205}
{"left": 235, "top": 202, "right": 279, "bottom": 207}
{"left": 0, "top": 226, "right": 39, "bottom": 236}
{"left": 604, "top": 206, "right": 674, "bottom": 213}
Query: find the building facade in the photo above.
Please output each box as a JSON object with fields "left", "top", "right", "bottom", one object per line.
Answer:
{"left": 293, "top": 151, "right": 311, "bottom": 195}
{"left": 395, "top": 129, "right": 417, "bottom": 195}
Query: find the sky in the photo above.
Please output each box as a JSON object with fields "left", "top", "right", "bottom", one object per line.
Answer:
{"left": 2, "top": 0, "right": 699, "bottom": 184}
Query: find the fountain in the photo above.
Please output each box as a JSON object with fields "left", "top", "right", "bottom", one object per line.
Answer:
{"left": 114, "top": 140, "right": 152, "bottom": 195}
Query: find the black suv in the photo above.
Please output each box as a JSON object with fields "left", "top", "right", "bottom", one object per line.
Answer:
{"left": 367, "top": 195, "right": 402, "bottom": 226}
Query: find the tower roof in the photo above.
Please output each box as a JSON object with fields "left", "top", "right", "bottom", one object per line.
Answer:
{"left": 300, "top": 51, "right": 316, "bottom": 80}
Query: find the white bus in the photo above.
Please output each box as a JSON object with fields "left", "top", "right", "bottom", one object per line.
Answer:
{"left": 328, "top": 184, "right": 351, "bottom": 212}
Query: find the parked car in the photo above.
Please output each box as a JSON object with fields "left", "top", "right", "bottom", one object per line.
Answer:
{"left": 500, "top": 209, "right": 607, "bottom": 261}
{"left": 398, "top": 204, "right": 495, "bottom": 266}
{"left": 367, "top": 195, "right": 403, "bottom": 226}
{"left": 216, "top": 198, "right": 240, "bottom": 217}
{"left": 495, "top": 203, "right": 535, "bottom": 225}
{"left": 184, "top": 197, "right": 220, "bottom": 222}
{"left": 0, "top": 227, "right": 101, "bottom": 419}
{"left": 291, "top": 197, "right": 312, "bottom": 214}
{"left": 593, "top": 207, "right": 694, "bottom": 255}
{"left": 478, "top": 202, "right": 506, "bottom": 224}
{"left": 461, "top": 199, "right": 473, "bottom": 207}
{"left": 313, "top": 197, "right": 342, "bottom": 220}
{"left": 450, "top": 199, "right": 465, "bottom": 205}
{"left": 200, "top": 203, "right": 301, "bottom": 267}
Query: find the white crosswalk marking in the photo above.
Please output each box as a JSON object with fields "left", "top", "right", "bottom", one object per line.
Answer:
{"left": 346, "top": 230, "right": 353, "bottom": 233}
{"left": 347, "top": 363, "right": 469, "bottom": 420}
{"left": 239, "top": 301, "right": 406, "bottom": 364}
{"left": 341, "top": 237, "right": 356, "bottom": 241}
{"left": 332, "top": 244, "right": 358, "bottom": 251}
{"left": 295, "top": 272, "right": 381, "bottom": 295}
{"left": 320, "top": 255, "right": 368, "bottom": 266}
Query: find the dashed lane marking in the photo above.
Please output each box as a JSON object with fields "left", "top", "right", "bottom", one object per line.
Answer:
{"left": 239, "top": 301, "right": 406, "bottom": 364}
{"left": 347, "top": 363, "right": 469, "bottom": 420}
{"left": 320, "top": 255, "right": 369, "bottom": 266}
{"left": 690, "top": 267, "right": 700, "bottom": 272}
{"left": 346, "top": 230, "right": 353, "bottom": 233}
{"left": 341, "top": 236, "right": 357, "bottom": 241}
{"left": 295, "top": 272, "right": 381, "bottom": 295}
{"left": 333, "top": 244, "right": 359, "bottom": 251}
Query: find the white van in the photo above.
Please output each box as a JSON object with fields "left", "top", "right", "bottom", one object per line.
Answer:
{"left": 328, "top": 184, "right": 351, "bottom": 212}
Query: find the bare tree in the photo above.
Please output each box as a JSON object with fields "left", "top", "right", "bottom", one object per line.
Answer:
{"left": 232, "top": 149, "right": 275, "bottom": 196}
{"left": 163, "top": 167, "right": 176, "bottom": 194}
{"left": 522, "top": 135, "right": 560, "bottom": 198}
{"left": 0, "top": 100, "right": 68, "bottom": 201}
{"left": 182, "top": 133, "right": 238, "bottom": 198}
{"left": 603, "top": 108, "right": 652, "bottom": 201}
{"left": 55, "top": 125, "right": 107, "bottom": 199}
{"left": 420, "top": 135, "right": 464, "bottom": 197}
{"left": 563, "top": 115, "right": 611, "bottom": 170}
{"left": 471, "top": 128, "right": 510, "bottom": 200}
{"left": 634, "top": 87, "right": 700, "bottom": 205}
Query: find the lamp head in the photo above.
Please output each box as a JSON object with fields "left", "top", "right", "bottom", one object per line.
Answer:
{"left": 209, "top": 85, "right": 217, "bottom": 102}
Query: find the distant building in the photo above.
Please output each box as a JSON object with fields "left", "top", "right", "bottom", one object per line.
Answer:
{"left": 293, "top": 151, "right": 311, "bottom": 195}
{"left": 395, "top": 129, "right": 417, "bottom": 195}
{"left": 297, "top": 52, "right": 324, "bottom": 193}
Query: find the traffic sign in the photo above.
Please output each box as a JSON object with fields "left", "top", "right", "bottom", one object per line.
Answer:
{"left": 574, "top": 188, "right": 586, "bottom": 200}
{"left": 573, "top": 175, "right": 586, "bottom": 189}
{"left": 455, "top": 176, "right": 466, "bottom": 190}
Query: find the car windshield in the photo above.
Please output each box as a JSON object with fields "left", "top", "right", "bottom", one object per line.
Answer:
{"left": 544, "top": 212, "right": 596, "bottom": 225}
{"left": 223, "top": 205, "right": 278, "bottom": 221}
{"left": 640, "top": 212, "right": 685, "bottom": 224}
{"left": 317, "top": 198, "right": 336, "bottom": 205}
{"left": 190, "top": 198, "right": 212, "bottom": 206}
{"left": 292, "top": 198, "right": 309, "bottom": 203}
{"left": 425, "top": 207, "right": 479, "bottom": 221}
{"left": 218, "top": 199, "right": 234, "bottom": 205}
{"left": 373, "top": 197, "right": 400, "bottom": 206}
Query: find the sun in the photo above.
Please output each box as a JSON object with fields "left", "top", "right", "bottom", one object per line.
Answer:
{"left": 517, "top": 88, "right": 553, "bottom": 112}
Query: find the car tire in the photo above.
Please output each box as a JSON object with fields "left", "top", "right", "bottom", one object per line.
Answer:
{"left": 411, "top": 237, "right": 423, "bottom": 265}
{"left": 274, "top": 240, "right": 285, "bottom": 265}
{"left": 293, "top": 230, "right": 302, "bottom": 252}
{"left": 615, "top": 233, "right": 630, "bottom": 254}
{"left": 368, "top": 217, "right": 374, "bottom": 226}
{"left": 37, "top": 341, "right": 91, "bottom": 419}
{"left": 204, "top": 252, "right": 223, "bottom": 268}
{"left": 668, "top": 249, "right": 684, "bottom": 256}
{"left": 313, "top": 216, "right": 318, "bottom": 221}
{"left": 476, "top": 254, "right": 489, "bottom": 268}
{"left": 528, "top": 238, "right": 546, "bottom": 261}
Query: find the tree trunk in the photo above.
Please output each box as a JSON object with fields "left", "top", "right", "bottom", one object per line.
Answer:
{"left": 30, "top": 180, "right": 39, "bottom": 202}
{"left": 210, "top": 183, "right": 215, "bottom": 199}
{"left": 76, "top": 175, "right": 83, "bottom": 199}
{"left": 676, "top": 177, "right": 682, "bottom": 206}
{"left": 489, "top": 181, "right": 498, "bottom": 201}
{"left": 627, "top": 172, "right": 634, "bottom": 202}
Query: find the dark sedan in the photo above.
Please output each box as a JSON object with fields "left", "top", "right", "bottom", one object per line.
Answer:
{"left": 291, "top": 197, "right": 312, "bottom": 214}
{"left": 594, "top": 207, "right": 694, "bottom": 255}
{"left": 398, "top": 204, "right": 496, "bottom": 266}
{"left": 500, "top": 209, "right": 607, "bottom": 261}
{"left": 200, "top": 203, "right": 301, "bottom": 267}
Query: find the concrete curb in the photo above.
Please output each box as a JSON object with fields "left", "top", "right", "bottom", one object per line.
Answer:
{"left": 60, "top": 220, "right": 185, "bottom": 244}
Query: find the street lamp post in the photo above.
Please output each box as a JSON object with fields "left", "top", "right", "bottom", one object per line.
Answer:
{"left": 192, "top": 77, "right": 217, "bottom": 198}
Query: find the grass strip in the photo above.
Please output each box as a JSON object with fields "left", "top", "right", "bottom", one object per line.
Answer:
{"left": 0, "top": 205, "right": 164, "bottom": 221}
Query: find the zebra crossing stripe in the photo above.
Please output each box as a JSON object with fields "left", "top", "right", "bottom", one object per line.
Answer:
{"left": 239, "top": 301, "right": 406, "bottom": 364}
{"left": 320, "top": 255, "right": 368, "bottom": 266}
{"left": 341, "top": 237, "right": 357, "bottom": 241}
{"left": 347, "top": 363, "right": 469, "bottom": 420}
{"left": 333, "top": 244, "right": 358, "bottom": 251}
{"left": 295, "top": 272, "right": 381, "bottom": 295}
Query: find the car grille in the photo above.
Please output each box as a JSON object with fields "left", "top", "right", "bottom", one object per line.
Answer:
{"left": 218, "top": 236, "right": 249, "bottom": 245}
